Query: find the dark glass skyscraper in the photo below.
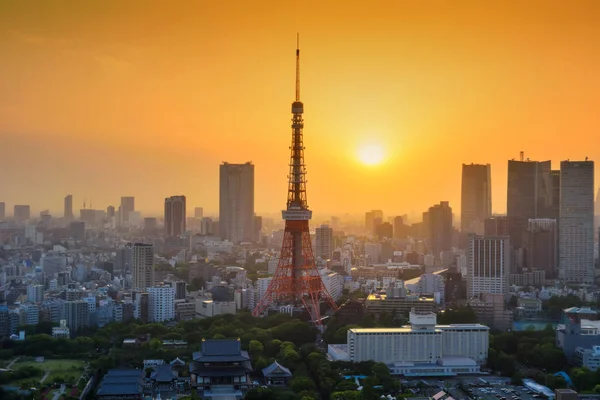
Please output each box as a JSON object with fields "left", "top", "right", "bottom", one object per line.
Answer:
{"left": 164, "top": 195, "right": 187, "bottom": 237}
{"left": 461, "top": 163, "right": 492, "bottom": 234}
{"left": 507, "top": 159, "right": 552, "bottom": 248}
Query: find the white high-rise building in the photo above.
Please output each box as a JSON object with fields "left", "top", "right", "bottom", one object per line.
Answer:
{"left": 27, "top": 284, "right": 44, "bottom": 303}
{"left": 320, "top": 270, "right": 344, "bottom": 301}
{"left": 147, "top": 285, "right": 175, "bottom": 322}
{"left": 132, "top": 243, "right": 154, "bottom": 291}
{"left": 268, "top": 258, "right": 279, "bottom": 275}
{"left": 467, "top": 235, "right": 510, "bottom": 298}
{"left": 559, "top": 160, "right": 595, "bottom": 284}
{"left": 315, "top": 224, "right": 334, "bottom": 260}
{"left": 256, "top": 277, "right": 273, "bottom": 302}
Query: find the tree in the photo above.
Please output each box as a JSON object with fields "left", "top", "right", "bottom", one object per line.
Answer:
{"left": 249, "top": 340, "right": 264, "bottom": 359}
{"left": 290, "top": 377, "right": 317, "bottom": 393}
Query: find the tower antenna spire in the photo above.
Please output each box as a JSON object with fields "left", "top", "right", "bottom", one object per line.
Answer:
{"left": 295, "top": 33, "right": 300, "bottom": 102}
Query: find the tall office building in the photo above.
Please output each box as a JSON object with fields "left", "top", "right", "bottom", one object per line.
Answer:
{"left": 427, "top": 201, "right": 453, "bottom": 259}
{"left": 365, "top": 210, "right": 383, "bottom": 234}
{"left": 107, "top": 206, "right": 115, "bottom": 219}
{"left": 0, "top": 202, "right": 4, "bottom": 220}
{"left": 119, "top": 196, "right": 135, "bottom": 225}
{"left": 315, "top": 224, "right": 334, "bottom": 260}
{"left": 559, "top": 160, "right": 594, "bottom": 283}
{"left": 507, "top": 159, "right": 552, "bottom": 248}
{"left": 64, "top": 195, "right": 73, "bottom": 220}
{"left": 551, "top": 170, "right": 561, "bottom": 220}
{"left": 164, "top": 195, "right": 186, "bottom": 237}
{"left": 63, "top": 300, "right": 89, "bottom": 334}
{"left": 194, "top": 207, "right": 204, "bottom": 219}
{"left": 467, "top": 235, "right": 511, "bottom": 298}
{"left": 484, "top": 216, "right": 509, "bottom": 236}
{"left": 461, "top": 163, "right": 492, "bottom": 234}
{"left": 524, "top": 218, "right": 557, "bottom": 278}
{"left": 131, "top": 243, "right": 154, "bottom": 291}
{"left": 219, "top": 162, "right": 255, "bottom": 243}
{"left": 596, "top": 188, "right": 600, "bottom": 216}
{"left": 13, "top": 205, "right": 31, "bottom": 223}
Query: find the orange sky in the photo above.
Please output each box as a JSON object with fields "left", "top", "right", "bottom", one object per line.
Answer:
{"left": 1, "top": 1, "right": 600, "bottom": 218}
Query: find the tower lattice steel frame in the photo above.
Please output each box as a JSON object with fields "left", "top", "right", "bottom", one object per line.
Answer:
{"left": 252, "top": 36, "right": 338, "bottom": 325}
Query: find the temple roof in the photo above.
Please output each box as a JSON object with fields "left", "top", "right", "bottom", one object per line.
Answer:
{"left": 193, "top": 339, "right": 250, "bottom": 362}
{"left": 151, "top": 364, "right": 177, "bottom": 383}
{"left": 262, "top": 361, "right": 292, "bottom": 378}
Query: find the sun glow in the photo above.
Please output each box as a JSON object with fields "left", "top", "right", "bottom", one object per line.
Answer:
{"left": 358, "top": 143, "right": 385, "bottom": 166}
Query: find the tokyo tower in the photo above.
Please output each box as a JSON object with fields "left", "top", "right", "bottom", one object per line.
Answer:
{"left": 252, "top": 36, "right": 338, "bottom": 325}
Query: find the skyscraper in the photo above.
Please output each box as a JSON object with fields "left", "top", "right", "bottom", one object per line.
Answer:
{"left": 194, "top": 207, "right": 203, "bottom": 219}
{"left": 219, "top": 162, "right": 255, "bottom": 243}
{"left": 315, "top": 224, "right": 334, "bottom": 260}
{"left": 559, "top": 160, "right": 594, "bottom": 283}
{"left": 164, "top": 195, "right": 187, "bottom": 237}
{"left": 461, "top": 163, "right": 492, "bottom": 234}
{"left": 13, "top": 205, "right": 31, "bottom": 223}
{"left": 484, "top": 216, "right": 509, "bottom": 236}
{"left": 524, "top": 218, "right": 557, "bottom": 278}
{"left": 467, "top": 235, "right": 511, "bottom": 298}
{"left": 551, "top": 170, "right": 561, "bottom": 220}
{"left": 132, "top": 243, "right": 154, "bottom": 291}
{"left": 0, "top": 202, "right": 4, "bottom": 220}
{"left": 427, "top": 201, "right": 453, "bottom": 259}
{"left": 365, "top": 210, "right": 383, "bottom": 234}
{"left": 119, "top": 196, "right": 135, "bottom": 225}
{"left": 64, "top": 195, "right": 73, "bottom": 220}
{"left": 507, "top": 159, "right": 552, "bottom": 248}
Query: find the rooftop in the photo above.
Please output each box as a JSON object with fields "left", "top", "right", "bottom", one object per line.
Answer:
{"left": 96, "top": 369, "right": 143, "bottom": 397}
{"left": 366, "top": 294, "right": 434, "bottom": 302}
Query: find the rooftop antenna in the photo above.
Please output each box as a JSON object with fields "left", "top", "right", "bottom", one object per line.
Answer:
{"left": 520, "top": 151, "right": 524, "bottom": 162}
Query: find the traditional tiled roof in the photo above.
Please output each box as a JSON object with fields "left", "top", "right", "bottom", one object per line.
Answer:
{"left": 262, "top": 361, "right": 292, "bottom": 378}
{"left": 97, "top": 369, "right": 143, "bottom": 396}
{"left": 151, "top": 364, "right": 177, "bottom": 383}
{"left": 192, "top": 339, "right": 250, "bottom": 362}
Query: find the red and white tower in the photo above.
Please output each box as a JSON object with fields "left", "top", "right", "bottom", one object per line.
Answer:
{"left": 253, "top": 37, "right": 338, "bottom": 325}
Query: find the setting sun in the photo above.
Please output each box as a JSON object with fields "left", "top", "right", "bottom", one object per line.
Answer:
{"left": 358, "top": 143, "right": 385, "bottom": 166}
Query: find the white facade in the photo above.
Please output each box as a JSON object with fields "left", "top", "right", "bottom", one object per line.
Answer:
{"left": 256, "top": 277, "right": 272, "bottom": 301}
{"left": 320, "top": 270, "right": 344, "bottom": 301}
{"left": 574, "top": 346, "right": 600, "bottom": 371}
{"left": 315, "top": 225, "right": 334, "bottom": 260}
{"left": 467, "top": 236, "right": 510, "bottom": 298}
{"left": 559, "top": 160, "right": 595, "bottom": 284}
{"left": 196, "top": 299, "right": 236, "bottom": 318}
{"left": 345, "top": 311, "right": 489, "bottom": 365}
{"left": 147, "top": 286, "right": 175, "bottom": 322}
{"left": 268, "top": 258, "right": 279, "bottom": 275}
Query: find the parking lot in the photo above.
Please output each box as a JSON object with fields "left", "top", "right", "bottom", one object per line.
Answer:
{"left": 469, "top": 384, "right": 544, "bottom": 400}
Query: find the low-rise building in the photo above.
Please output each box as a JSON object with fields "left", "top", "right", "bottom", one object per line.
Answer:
{"left": 556, "top": 309, "right": 600, "bottom": 362}
{"left": 96, "top": 369, "right": 144, "bottom": 400}
{"left": 52, "top": 320, "right": 70, "bottom": 339}
{"left": 573, "top": 346, "right": 600, "bottom": 371}
{"left": 467, "top": 293, "right": 513, "bottom": 331}
{"left": 364, "top": 293, "right": 436, "bottom": 317}
{"left": 196, "top": 299, "right": 236, "bottom": 318}
{"left": 328, "top": 310, "right": 489, "bottom": 377}
{"left": 517, "top": 298, "right": 542, "bottom": 314}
